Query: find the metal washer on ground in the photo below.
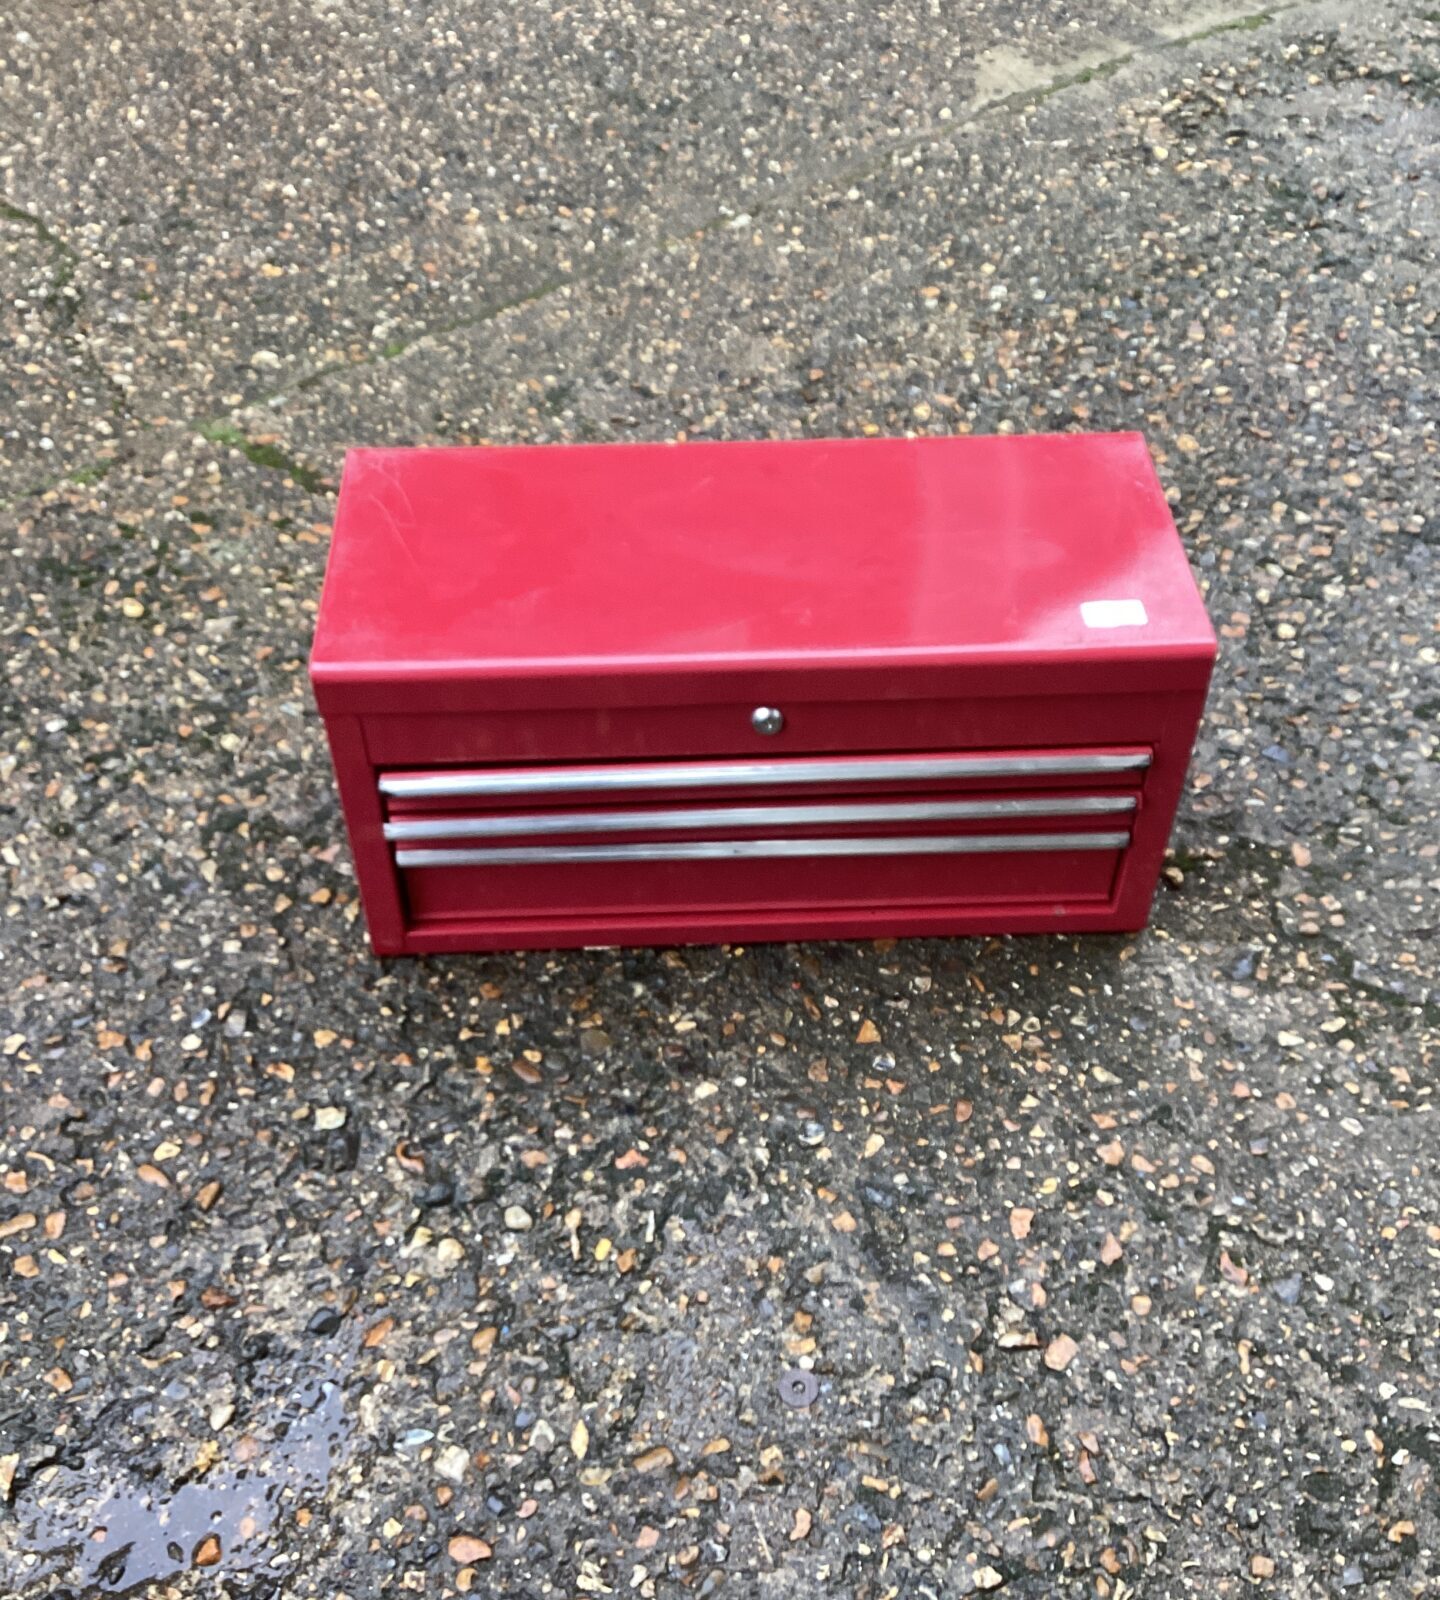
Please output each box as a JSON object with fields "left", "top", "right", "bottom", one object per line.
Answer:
{"left": 778, "top": 1369, "right": 820, "bottom": 1408}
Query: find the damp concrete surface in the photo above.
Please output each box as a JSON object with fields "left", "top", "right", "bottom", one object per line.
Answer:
{"left": 1, "top": 0, "right": 1437, "bottom": 1596}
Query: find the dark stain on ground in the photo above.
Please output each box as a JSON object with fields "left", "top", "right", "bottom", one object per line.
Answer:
{"left": 13, "top": 1374, "right": 349, "bottom": 1595}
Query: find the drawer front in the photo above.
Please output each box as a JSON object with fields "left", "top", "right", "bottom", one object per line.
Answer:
{"left": 377, "top": 746, "right": 1147, "bottom": 934}
{"left": 380, "top": 748, "right": 1150, "bottom": 803}
{"left": 400, "top": 837, "right": 1126, "bottom": 924}
{"left": 359, "top": 691, "right": 1177, "bottom": 769}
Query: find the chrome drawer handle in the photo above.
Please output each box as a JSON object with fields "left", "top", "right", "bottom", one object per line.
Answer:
{"left": 384, "top": 793, "right": 1137, "bottom": 842}
{"left": 394, "top": 830, "right": 1131, "bottom": 868}
{"left": 380, "top": 750, "right": 1150, "bottom": 800}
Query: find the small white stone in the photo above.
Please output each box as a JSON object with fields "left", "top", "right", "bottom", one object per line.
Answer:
{"left": 313, "top": 1106, "right": 346, "bottom": 1131}
{"left": 504, "top": 1205, "right": 533, "bottom": 1232}
{"left": 435, "top": 1443, "right": 470, "bottom": 1482}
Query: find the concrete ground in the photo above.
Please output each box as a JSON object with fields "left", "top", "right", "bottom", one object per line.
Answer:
{"left": 1, "top": 0, "right": 1436, "bottom": 1594}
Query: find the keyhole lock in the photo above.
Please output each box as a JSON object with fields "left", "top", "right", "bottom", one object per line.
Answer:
{"left": 751, "top": 706, "right": 785, "bottom": 737}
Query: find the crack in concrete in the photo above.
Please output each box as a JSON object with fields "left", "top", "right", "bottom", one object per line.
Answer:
{"left": 192, "top": 422, "right": 328, "bottom": 495}
{"left": 2, "top": 194, "right": 135, "bottom": 500}
{"left": 11, "top": 0, "right": 1313, "bottom": 498}
{"left": 0, "top": 196, "right": 78, "bottom": 294}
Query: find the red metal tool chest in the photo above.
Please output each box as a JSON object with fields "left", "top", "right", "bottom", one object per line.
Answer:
{"left": 310, "top": 435, "right": 1215, "bottom": 955}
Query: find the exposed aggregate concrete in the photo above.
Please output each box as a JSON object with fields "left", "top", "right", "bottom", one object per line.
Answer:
{"left": 1, "top": 1, "right": 1436, "bottom": 1596}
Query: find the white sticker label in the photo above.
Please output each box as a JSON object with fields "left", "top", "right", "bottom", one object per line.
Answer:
{"left": 1081, "top": 599, "right": 1149, "bottom": 629}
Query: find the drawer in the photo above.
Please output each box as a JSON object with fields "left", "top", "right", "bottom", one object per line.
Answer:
{"left": 401, "top": 838, "right": 1127, "bottom": 927}
{"left": 377, "top": 746, "right": 1148, "bottom": 935}
{"left": 380, "top": 746, "right": 1151, "bottom": 806}
{"left": 358, "top": 691, "right": 1182, "bottom": 768}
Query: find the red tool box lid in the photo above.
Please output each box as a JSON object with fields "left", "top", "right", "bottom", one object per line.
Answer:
{"left": 310, "top": 434, "right": 1215, "bottom": 713}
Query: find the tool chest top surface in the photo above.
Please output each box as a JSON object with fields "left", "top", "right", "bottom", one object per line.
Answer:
{"left": 310, "top": 434, "right": 1214, "bottom": 695}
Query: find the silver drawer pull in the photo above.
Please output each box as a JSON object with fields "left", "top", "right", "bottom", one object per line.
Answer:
{"left": 395, "top": 830, "right": 1131, "bottom": 868}
{"left": 380, "top": 750, "right": 1151, "bottom": 800}
{"left": 384, "top": 794, "right": 1137, "bottom": 842}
